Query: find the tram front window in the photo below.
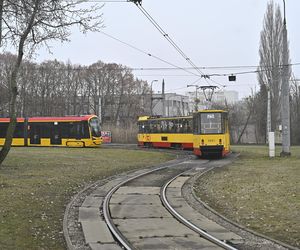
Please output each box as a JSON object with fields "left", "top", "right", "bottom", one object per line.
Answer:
{"left": 89, "top": 117, "right": 101, "bottom": 137}
{"left": 200, "top": 113, "right": 223, "bottom": 134}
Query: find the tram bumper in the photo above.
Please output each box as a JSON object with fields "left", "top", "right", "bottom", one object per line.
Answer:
{"left": 200, "top": 145, "right": 224, "bottom": 158}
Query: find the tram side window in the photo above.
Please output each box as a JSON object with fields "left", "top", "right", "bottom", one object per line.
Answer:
{"left": 174, "top": 119, "right": 181, "bottom": 133}
{"left": 193, "top": 114, "right": 201, "bottom": 134}
{"left": 60, "top": 122, "right": 89, "bottom": 139}
{"left": 168, "top": 120, "right": 175, "bottom": 133}
{"left": 138, "top": 121, "right": 150, "bottom": 133}
{"left": 180, "top": 118, "right": 191, "bottom": 133}
{"left": 70, "top": 121, "right": 89, "bottom": 139}
{"left": 160, "top": 120, "right": 168, "bottom": 133}
{"left": 13, "top": 123, "right": 25, "bottom": 138}
{"left": 60, "top": 122, "right": 74, "bottom": 138}
{"left": 150, "top": 120, "right": 159, "bottom": 133}
{"left": 156, "top": 121, "right": 162, "bottom": 133}
{"left": 138, "top": 122, "right": 145, "bottom": 133}
{"left": 40, "top": 123, "right": 51, "bottom": 138}
{"left": 79, "top": 121, "right": 90, "bottom": 138}
{"left": 0, "top": 123, "right": 8, "bottom": 137}
{"left": 222, "top": 113, "right": 228, "bottom": 132}
{"left": 0, "top": 123, "right": 24, "bottom": 138}
{"left": 28, "top": 122, "right": 51, "bottom": 138}
{"left": 186, "top": 119, "right": 192, "bottom": 133}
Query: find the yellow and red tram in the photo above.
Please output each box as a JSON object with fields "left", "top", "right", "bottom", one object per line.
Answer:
{"left": 0, "top": 115, "right": 102, "bottom": 147}
{"left": 192, "top": 110, "right": 230, "bottom": 157}
{"left": 138, "top": 110, "right": 231, "bottom": 158}
{"left": 137, "top": 115, "right": 194, "bottom": 150}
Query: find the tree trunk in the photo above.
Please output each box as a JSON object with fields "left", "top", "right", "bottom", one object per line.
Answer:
{"left": 0, "top": 0, "right": 3, "bottom": 46}
{"left": 0, "top": 53, "right": 22, "bottom": 165}
{"left": 237, "top": 102, "right": 254, "bottom": 144}
{"left": 0, "top": 1, "right": 38, "bottom": 166}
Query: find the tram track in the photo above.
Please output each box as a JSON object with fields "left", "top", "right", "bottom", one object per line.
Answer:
{"left": 64, "top": 149, "right": 292, "bottom": 250}
{"left": 102, "top": 159, "right": 187, "bottom": 249}
{"left": 161, "top": 171, "right": 237, "bottom": 250}
{"left": 102, "top": 158, "right": 241, "bottom": 250}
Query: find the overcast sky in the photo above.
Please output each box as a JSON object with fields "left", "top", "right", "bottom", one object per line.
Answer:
{"left": 36, "top": 0, "right": 300, "bottom": 99}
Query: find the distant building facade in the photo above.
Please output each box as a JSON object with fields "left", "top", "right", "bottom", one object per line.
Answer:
{"left": 152, "top": 93, "right": 191, "bottom": 117}
{"left": 186, "top": 90, "right": 239, "bottom": 108}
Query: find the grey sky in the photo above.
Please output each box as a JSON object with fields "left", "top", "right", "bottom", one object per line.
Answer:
{"left": 36, "top": 0, "right": 300, "bottom": 99}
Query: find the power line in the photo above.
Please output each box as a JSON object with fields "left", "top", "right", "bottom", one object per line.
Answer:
{"left": 132, "top": 2, "right": 208, "bottom": 80}
{"left": 127, "top": 62, "right": 300, "bottom": 75}
{"left": 99, "top": 31, "right": 201, "bottom": 77}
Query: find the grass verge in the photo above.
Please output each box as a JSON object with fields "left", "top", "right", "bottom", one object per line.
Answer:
{"left": 194, "top": 145, "right": 300, "bottom": 248}
{"left": 0, "top": 147, "right": 173, "bottom": 249}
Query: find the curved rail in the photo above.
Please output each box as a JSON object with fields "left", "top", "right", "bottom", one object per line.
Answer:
{"left": 102, "top": 159, "right": 188, "bottom": 250}
{"left": 161, "top": 172, "right": 238, "bottom": 250}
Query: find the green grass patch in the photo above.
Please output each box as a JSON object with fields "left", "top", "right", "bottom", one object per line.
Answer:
{"left": 0, "top": 147, "right": 173, "bottom": 249}
{"left": 194, "top": 145, "right": 300, "bottom": 248}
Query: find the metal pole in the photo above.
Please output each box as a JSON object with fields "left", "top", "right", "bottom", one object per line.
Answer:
{"left": 195, "top": 87, "right": 198, "bottom": 111}
{"left": 150, "top": 80, "right": 158, "bottom": 116}
{"left": 280, "top": 0, "right": 291, "bottom": 156}
{"left": 162, "top": 79, "right": 165, "bottom": 116}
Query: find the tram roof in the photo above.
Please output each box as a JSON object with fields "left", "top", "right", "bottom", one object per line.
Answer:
{"left": 195, "top": 109, "right": 228, "bottom": 113}
{"left": 0, "top": 115, "right": 97, "bottom": 123}
{"left": 138, "top": 115, "right": 192, "bottom": 121}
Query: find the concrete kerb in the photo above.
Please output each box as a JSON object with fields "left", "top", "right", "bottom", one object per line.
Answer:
{"left": 63, "top": 156, "right": 190, "bottom": 250}
{"left": 188, "top": 153, "right": 298, "bottom": 250}
{"left": 63, "top": 178, "right": 105, "bottom": 250}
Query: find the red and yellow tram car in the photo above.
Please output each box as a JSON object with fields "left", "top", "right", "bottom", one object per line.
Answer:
{"left": 137, "top": 115, "right": 194, "bottom": 150}
{"left": 193, "top": 110, "right": 230, "bottom": 157}
{"left": 0, "top": 115, "right": 102, "bottom": 147}
{"left": 138, "top": 110, "right": 231, "bottom": 158}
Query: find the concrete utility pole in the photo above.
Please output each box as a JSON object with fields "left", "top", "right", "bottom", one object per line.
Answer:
{"left": 280, "top": 0, "right": 291, "bottom": 156}
{"left": 267, "top": 88, "right": 271, "bottom": 142}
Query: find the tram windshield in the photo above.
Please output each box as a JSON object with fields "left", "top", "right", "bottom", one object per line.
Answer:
{"left": 89, "top": 117, "right": 101, "bottom": 137}
{"left": 200, "top": 113, "right": 223, "bottom": 134}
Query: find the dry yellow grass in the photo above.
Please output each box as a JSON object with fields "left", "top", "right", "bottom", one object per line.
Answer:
{"left": 194, "top": 145, "right": 300, "bottom": 248}
{"left": 0, "top": 147, "right": 173, "bottom": 249}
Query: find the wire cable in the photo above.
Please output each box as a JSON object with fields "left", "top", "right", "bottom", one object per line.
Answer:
{"left": 99, "top": 31, "right": 201, "bottom": 77}
{"left": 133, "top": 2, "right": 210, "bottom": 83}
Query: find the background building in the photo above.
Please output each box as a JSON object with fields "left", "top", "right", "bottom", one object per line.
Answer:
{"left": 186, "top": 89, "right": 239, "bottom": 109}
{"left": 152, "top": 93, "right": 191, "bottom": 117}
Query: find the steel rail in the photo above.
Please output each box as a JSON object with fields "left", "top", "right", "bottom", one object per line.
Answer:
{"left": 161, "top": 172, "right": 238, "bottom": 250}
{"left": 102, "top": 158, "right": 189, "bottom": 250}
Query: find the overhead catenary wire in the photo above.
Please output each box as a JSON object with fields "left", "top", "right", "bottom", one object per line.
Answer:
{"left": 77, "top": 0, "right": 300, "bottom": 88}
{"left": 99, "top": 31, "right": 201, "bottom": 77}
{"left": 133, "top": 2, "right": 209, "bottom": 81}
{"left": 134, "top": 3, "right": 228, "bottom": 89}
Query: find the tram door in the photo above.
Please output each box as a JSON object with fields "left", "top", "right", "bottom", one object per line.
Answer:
{"left": 50, "top": 123, "right": 62, "bottom": 145}
{"left": 29, "top": 124, "right": 41, "bottom": 145}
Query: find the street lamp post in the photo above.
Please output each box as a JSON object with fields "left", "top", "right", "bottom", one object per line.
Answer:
{"left": 187, "top": 84, "right": 200, "bottom": 111}
{"left": 280, "top": 0, "right": 291, "bottom": 156}
{"left": 150, "top": 80, "right": 158, "bottom": 116}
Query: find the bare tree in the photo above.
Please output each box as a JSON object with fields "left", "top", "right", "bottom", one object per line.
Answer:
{"left": 290, "top": 77, "right": 300, "bottom": 144}
{"left": 0, "top": 0, "right": 104, "bottom": 166}
{"left": 257, "top": 1, "right": 291, "bottom": 132}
